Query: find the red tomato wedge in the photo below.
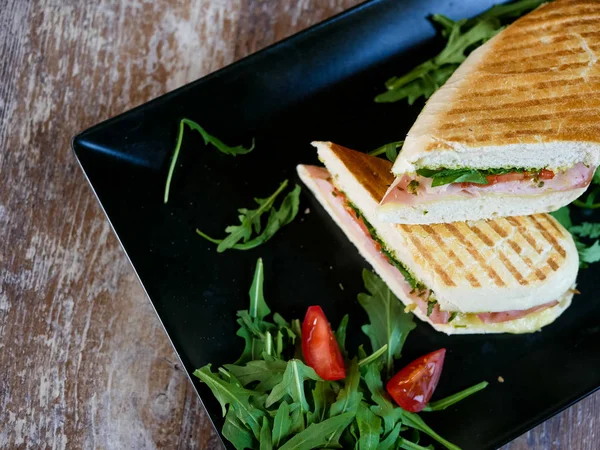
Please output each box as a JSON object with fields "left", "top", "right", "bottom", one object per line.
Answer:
{"left": 386, "top": 348, "right": 446, "bottom": 412}
{"left": 302, "top": 306, "right": 346, "bottom": 381}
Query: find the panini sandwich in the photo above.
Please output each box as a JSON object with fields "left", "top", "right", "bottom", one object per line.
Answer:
{"left": 298, "top": 142, "right": 578, "bottom": 334}
{"left": 379, "top": 0, "right": 600, "bottom": 224}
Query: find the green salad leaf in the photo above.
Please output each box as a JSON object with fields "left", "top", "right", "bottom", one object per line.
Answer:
{"left": 375, "top": 0, "right": 547, "bottom": 104}
{"left": 164, "top": 118, "right": 255, "bottom": 203}
{"left": 423, "top": 381, "right": 489, "bottom": 411}
{"left": 416, "top": 167, "right": 531, "bottom": 187}
{"left": 369, "top": 140, "right": 405, "bottom": 162}
{"left": 195, "top": 259, "right": 487, "bottom": 450}
{"left": 358, "top": 270, "right": 416, "bottom": 378}
{"left": 196, "top": 180, "right": 301, "bottom": 252}
{"left": 551, "top": 207, "right": 600, "bottom": 268}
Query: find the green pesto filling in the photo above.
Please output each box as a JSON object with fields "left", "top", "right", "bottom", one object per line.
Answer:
{"left": 416, "top": 167, "right": 543, "bottom": 188}
{"left": 345, "top": 201, "right": 427, "bottom": 292}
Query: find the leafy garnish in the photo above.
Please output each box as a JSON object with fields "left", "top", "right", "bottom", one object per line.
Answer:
{"left": 195, "top": 260, "right": 487, "bottom": 450}
{"left": 417, "top": 168, "right": 489, "bottom": 187}
{"left": 277, "top": 413, "right": 355, "bottom": 450}
{"left": 416, "top": 167, "right": 532, "bottom": 187}
{"left": 358, "top": 269, "right": 417, "bottom": 379}
{"left": 358, "top": 344, "right": 388, "bottom": 368}
{"left": 423, "top": 381, "right": 489, "bottom": 411}
{"left": 369, "top": 140, "right": 405, "bottom": 162}
{"left": 347, "top": 202, "right": 425, "bottom": 291}
{"left": 551, "top": 207, "right": 600, "bottom": 268}
{"left": 570, "top": 222, "right": 600, "bottom": 239}
{"left": 196, "top": 180, "right": 301, "bottom": 252}
{"left": 164, "top": 118, "right": 255, "bottom": 203}
{"left": 193, "top": 365, "right": 264, "bottom": 438}
{"left": 375, "top": 0, "right": 546, "bottom": 104}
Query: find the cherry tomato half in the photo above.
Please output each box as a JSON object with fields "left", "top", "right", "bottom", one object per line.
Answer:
{"left": 302, "top": 306, "right": 346, "bottom": 381}
{"left": 386, "top": 348, "right": 446, "bottom": 412}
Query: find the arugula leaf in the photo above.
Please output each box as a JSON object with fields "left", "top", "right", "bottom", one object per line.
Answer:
{"left": 250, "top": 258, "right": 270, "bottom": 319}
{"left": 260, "top": 416, "right": 273, "bottom": 450}
{"left": 225, "top": 360, "right": 287, "bottom": 392}
{"left": 222, "top": 410, "right": 255, "bottom": 450}
{"left": 266, "top": 359, "right": 322, "bottom": 412}
{"left": 277, "top": 413, "right": 355, "bottom": 450}
{"left": 335, "top": 314, "right": 349, "bottom": 356}
{"left": 398, "top": 410, "right": 461, "bottom": 450}
{"left": 369, "top": 141, "right": 405, "bottom": 162}
{"left": 423, "top": 381, "right": 489, "bottom": 411}
{"left": 356, "top": 402, "right": 381, "bottom": 450}
{"left": 398, "top": 438, "right": 435, "bottom": 450}
{"left": 579, "top": 240, "right": 600, "bottom": 265}
{"left": 358, "top": 344, "right": 388, "bottom": 368}
{"left": 330, "top": 359, "right": 362, "bottom": 417}
{"left": 377, "top": 423, "right": 403, "bottom": 450}
{"left": 197, "top": 181, "right": 301, "bottom": 252}
{"left": 164, "top": 118, "right": 255, "bottom": 203}
{"left": 570, "top": 222, "right": 600, "bottom": 239}
{"left": 375, "top": 0, "right": 546, "bottom": 104}
{"left": 272, "top": 402, "right": 292, "bottom": 447}
{"left": 551, "top": 207, "right": 600, "bottom": 268}
{"left": 234, "top": 259, "right": 278, "bottom": 364}
{"left": 417, "top": 167, "right": 488, "bottom": 187}
{"left": 358, "top": 270, "right": 416, "bottom": 378}
{"left": 363, "top": 363, "right": 401, "bottom": 434}
{"left": 193, "top": 365, "right": 264, "bottom": 438}
{"left": 308, "top": 381, "right": 337, "bottom": 425}
{"left": 346, "top": 203, "right": 424, "bottom": 291}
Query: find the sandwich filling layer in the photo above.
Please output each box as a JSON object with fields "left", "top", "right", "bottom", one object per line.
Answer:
{"left": 381, "top": 163, "right": 594, "bottom": 208}
{"left": 304, "top": 164, "right": 564, "bottom": 328}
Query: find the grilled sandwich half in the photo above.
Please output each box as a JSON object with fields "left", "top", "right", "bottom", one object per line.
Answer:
{"left": 298, "top": 142, "right": 578, "bottom": 334}
{"left": 380, "top": 0, "right": 600, "bottom": 224}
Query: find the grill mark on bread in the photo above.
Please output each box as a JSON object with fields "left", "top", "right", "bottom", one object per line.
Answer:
{"left": 330, "top": 144, "right": 393, "bottom": 201}
{"left": 488, "top": 220, "right": 508, "bottom": 238}
{"left": 482, "top": 46, "right": 597, "bottom": 70}
{"left": 510, "top": 10, "right": 600, "bottom": 34}
{"left": 502, "top": 17, "right": 600, "bottom": 43}
{"left": 484, "top": 61, "right": 590, "bottom": 75}
{"left": 443, "top": 223, "right": 505, "bottom": 287}
{"left": 486, "top": 222, "right": 547, "bottom": 280}
{"left": 470, "top": 225, "right": 495, "bottom": 247}
{"left": 471, "top": 224, "right": 531, "bottom": 285}
{"left": 540, "top": 213, "right": 567, "bottom": 237}
{"left": 463, "top": 76, "right": 600, "bottom": 98}
{"left": 505, "top": 217, "right": 543, "bottom": 254}
{"left": 498, "top": 251, "right": 529, "bottom": 285}
{"left": 439, "top": 124, "right": 600, "bottom": 145}
{"left": 446, "top": 92, "right": 597, "bottom": 116}
{"left": 547, "top": 257, "right": 560, "bottom": 271}
{"left": 400, "top": 226, "right": 456, "bottom": 287}
{"left": 494, "top": 30, "right": 600, "bottom": 56}
{"left": 527, "top": 215, "right": 567, "bottom": 258}
{"left": 438, "top": 108, "right": 600, "bottom": 130}
{"left": 524, "top": 255, "right": 548, "bottom": 281}
{"left": 420, "top": 225, "right": 481, "bottom": 288}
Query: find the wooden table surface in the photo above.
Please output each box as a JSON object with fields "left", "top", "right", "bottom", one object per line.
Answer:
{"left": 0, "top": 0, "right": 597, "bottom": 449}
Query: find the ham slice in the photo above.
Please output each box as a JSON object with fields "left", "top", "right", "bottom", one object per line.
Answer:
{"left": 476, "top": 301, "right": 559, "bottom": 324}
{"left": 381, "top": 163, "right": 594, "bottom": 207}
{"left": 302, "top": 165, "right": 562, "bottom": 326}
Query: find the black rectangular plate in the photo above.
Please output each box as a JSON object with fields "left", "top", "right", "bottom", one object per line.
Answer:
{"left": 73, "top": 1, "right": 600, "bottom": 448}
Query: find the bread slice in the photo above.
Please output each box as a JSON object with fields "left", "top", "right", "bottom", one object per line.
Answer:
{"left": 393, "top": 0, "right": 600, "bottom": 175}
{"left": 377, "top": 188, "right": 586, "bottom": 224}
{"left": 308, "top": 142, "right": 578, "bottom": 324}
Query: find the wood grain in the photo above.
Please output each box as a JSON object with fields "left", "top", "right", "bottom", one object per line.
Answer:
{"left": 0, "top": 0, "right": 596, "bottom": 449}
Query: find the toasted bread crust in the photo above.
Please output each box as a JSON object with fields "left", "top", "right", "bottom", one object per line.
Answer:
{"left": 395, "top": 0, "right": 600, "bottom": 171}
